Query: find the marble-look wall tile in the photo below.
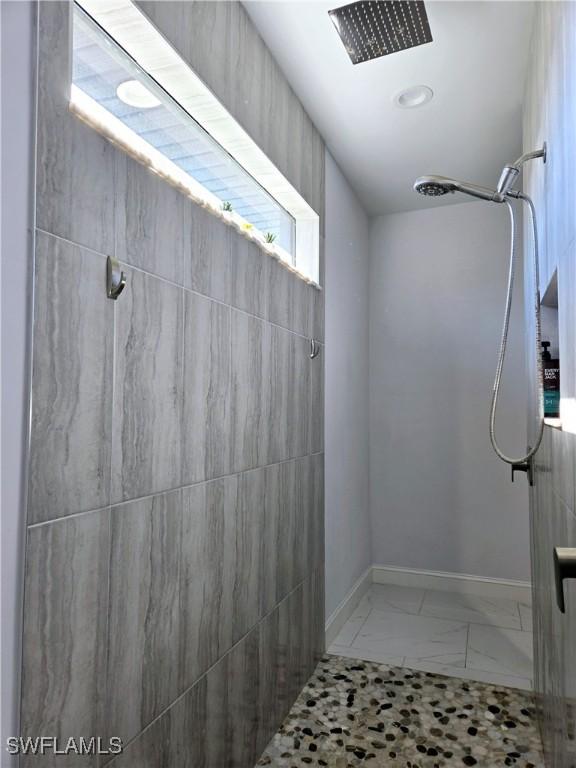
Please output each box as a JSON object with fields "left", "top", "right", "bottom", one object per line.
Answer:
{"left": 21, "top": 510, "right": 109, "bottom": 767}
{"left": 179, "top": 478, "right": 236, "bottom": 688}
{"left": 257, "top": 598, "right": 283, "bottom": 753}
{"left": 276, "top": 460, "right": 310, "bottom": 604}
{"left": 270, "top": 461, "right": 297, "bottom": 605}
{"left": 290, "top": 333, "right": 311, "bottom": 458}
{"left": 111, "top": 267, "right": 183, "bottom": 503}
{"left": 310, "top": 344, "right": 325, "bottom": 454}
{"left": 231, "top": 238, "right": 269, "bottom": 320}
{"left": 106, "top": 490, "right": 182, "bottom": 746}
{"left": 202, "top": 622, "right": 260, "bottom": 768}
{"left": 265, "top": 324, "right": 291, "bottom": 465}
{"left": 182, "top": 291, "right": 231, "bottom": 484}
{"left": 28, "top": 233, "right": 113, "bottom": 524}
{"left": 264, "top": 328, "right": 310, "bottom": 465}
{"left": 37, "top": 2, "right": 116, "bottom": 256}
{"left": 187, "top": 201, "right": 233, "bottom": 304}
{"left": 107, "top": 674, "right": 208, "bottom": 768}
{"left": 230, "top": 311, "right": 270, "bottom": 473}
{"left": 232, "top": 468, "right": 265, "bottom": 640}
{"left": 115, "top": 155, "right": 189, "bottom": 285}
{"left": 311, "top": 287, "right": 325, "bottom": 343}
{"left": 258, "top": 581, "right": 305, "bottom": 754}
{"left": 551, "top": 426, "right": 576, "bottom": 512}
{"left": 268, "top": 257, "right": 311, "bottom": 337}
{"left": 107, "top": 573, "right": 323, "bottom": 768}
{"left": 259, "top": 464, "right": 282, "bottom": 616}
{"left": 167, "top": 676, "right": 207, "bottom": 768}
{"left": 308, "top": 453, "right": 326, "bottom": 576}
{"left": 309, "top": 565, "right": 326, "bottom": 659}
{"left": 106, "top": 706, "right": 172, "bottom": 768}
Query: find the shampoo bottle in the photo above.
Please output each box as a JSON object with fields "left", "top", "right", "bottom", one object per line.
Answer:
{"left": 542, "top": 341, "right": 560, "bottom": 418}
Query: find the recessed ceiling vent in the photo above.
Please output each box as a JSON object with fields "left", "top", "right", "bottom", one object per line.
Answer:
{"left": 328, "top": 1, "right": 433, "bottom": 65}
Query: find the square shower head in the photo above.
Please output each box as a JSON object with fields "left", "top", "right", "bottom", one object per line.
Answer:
{"left": 328, "top": 1, "right": 433, "bottom": 65}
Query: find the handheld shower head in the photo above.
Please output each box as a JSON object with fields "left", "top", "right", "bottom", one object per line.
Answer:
{"left": 414, "top": 175, "right": 503, "bottom": 203}
{"left": 414, "top": 176, "right": 457, "bottom": 197}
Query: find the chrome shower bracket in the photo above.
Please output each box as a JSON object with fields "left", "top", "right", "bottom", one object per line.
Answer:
{"left": 310, "top": 339, "right": 320, "bottom": 359}
{"left": 107, "top": 256, "right": 126, "bottom": 300}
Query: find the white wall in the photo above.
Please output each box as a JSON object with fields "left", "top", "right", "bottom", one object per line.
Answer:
{"left": 325, "top": 151, "right": 371, "bottom": 617}
{"left": 1, "top": 0, "right": 35, "bottom": 755}
{"left": 369, "top": 200, "right": 531, "bottom": 582}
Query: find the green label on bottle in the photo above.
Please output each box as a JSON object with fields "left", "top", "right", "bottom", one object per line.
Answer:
{"left": 544, "top": 390, "right": 560, "bottom": 417}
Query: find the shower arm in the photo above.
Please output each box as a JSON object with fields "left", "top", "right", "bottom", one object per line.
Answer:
{"left": 497, "top": 143, "right": 547, "bottom": 197}
{"left": 512, "top": 145, "right": 547, "bottom": 168}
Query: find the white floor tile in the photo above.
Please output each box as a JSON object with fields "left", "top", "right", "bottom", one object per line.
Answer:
{"left": 466, "top": 624, "right": 533, "bottom": 679}
{"left": 349, "top": 593, "right": 373, "bottom": 620}
{"left": 420, "top": 590, "right": 522, "bottom": 630}
{"left": 361, "top": 584, "right": 425, "bottom": 616}
{"left": 331, "top": 615, "right": 366, "bottom": 647}
{"left": 519, "top": 602, "right": 533, "bottom": 632}
{"left": 404, "top": 659, "right": 532, "bottom": 692}
{"left": 327, "top": 644, "right": 404, "bottom": 666}
{"left": 353, "top": 610, "right": 468, "bottom": 666}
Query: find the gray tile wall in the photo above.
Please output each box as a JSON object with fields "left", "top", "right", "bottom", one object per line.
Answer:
{"left": 22, "top": 2, "right": 325, "bottom": 765}
{"left": 523, "top": 2, "right": 576, "bottom": 764}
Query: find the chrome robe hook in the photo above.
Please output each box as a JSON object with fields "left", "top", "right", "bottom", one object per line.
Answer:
{"left": 310, "top": 339, "right": 320, "bottom": 359}
{"left": 107, "top": 256, "right": 126, "bottom": 300}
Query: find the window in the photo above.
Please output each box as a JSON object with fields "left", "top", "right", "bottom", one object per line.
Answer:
{"left": 71, "top": 1, "right": 320, "bottom": 283}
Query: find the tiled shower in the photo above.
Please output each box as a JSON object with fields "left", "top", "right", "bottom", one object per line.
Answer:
{"left": 4, "top": 0, "right": 576, "bottom": 766}
{"left": 20, "top": 1, "right": 325, "bottom": 764}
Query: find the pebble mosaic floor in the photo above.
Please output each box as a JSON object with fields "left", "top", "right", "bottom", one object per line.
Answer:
{"left": 257, "top": 654, "right": 544, "bottom": 768}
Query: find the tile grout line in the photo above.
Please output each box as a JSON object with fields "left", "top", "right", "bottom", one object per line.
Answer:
{"left": 418, "top": 588, "right": 427, "bottom": 615}
{"left": 106, "top": 569, "right": 317, "bottom": 764}
{"left": 27, "top": 451, "right": 325, "bottom": 529}
{"left": 516, "top": 600, "right": 524, "bottom": 631}
{"left": 35, "top": 227, "right": 323, "bottom": 343}
{"left": 349, "top": 607, "right": 372, "bottom": 647}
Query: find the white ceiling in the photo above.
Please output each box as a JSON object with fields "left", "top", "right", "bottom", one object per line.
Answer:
{"left": 244, "top": 1, "right": 535, "bottom": 215}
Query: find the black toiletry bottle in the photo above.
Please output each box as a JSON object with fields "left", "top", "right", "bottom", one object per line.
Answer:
{"left": 542, "top": 341, "right": 560, "bottom": 418}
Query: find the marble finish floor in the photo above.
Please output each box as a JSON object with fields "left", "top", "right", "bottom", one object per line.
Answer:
{"left": 328, "top": 585, "right": 534, "bottom": 691}
{"left": 258, "top": 654, "right": 544, "bottom": 767}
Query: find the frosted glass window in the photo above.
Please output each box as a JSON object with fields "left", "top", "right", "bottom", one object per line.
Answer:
{"left": 72, "top": 5, "right": 296, "bottom": 258}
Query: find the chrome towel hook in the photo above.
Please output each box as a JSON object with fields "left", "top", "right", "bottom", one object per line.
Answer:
{"left": 310, "top": 339, "right": 320, "bottom": 359}
{"left": 107, "top": 256, "right": 126, "bottom": 300}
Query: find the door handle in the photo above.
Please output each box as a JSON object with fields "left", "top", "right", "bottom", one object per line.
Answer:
{"left": 553, "top": 547, "right": 576, "bottom": 613}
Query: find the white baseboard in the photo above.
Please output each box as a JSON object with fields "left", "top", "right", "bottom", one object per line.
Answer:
{"left": 372, "top": 564, "right": 532, "bottom": 603}
{"left": 325, "top": 567, "right": 372, "bottom": 646}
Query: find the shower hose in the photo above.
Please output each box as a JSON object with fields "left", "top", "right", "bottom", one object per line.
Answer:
{"left": 489, "top": 194, "right": 544, "bottom": 465}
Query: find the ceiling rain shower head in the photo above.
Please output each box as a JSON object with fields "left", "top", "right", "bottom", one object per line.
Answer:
{"left": 329, "top": 0, "right": 433, "bottom": 65}
{"left": 414, "top": 175, "right": 503, "bottom": 203}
